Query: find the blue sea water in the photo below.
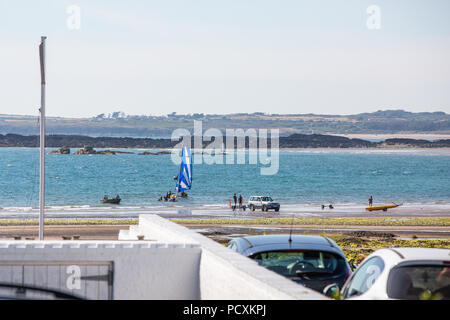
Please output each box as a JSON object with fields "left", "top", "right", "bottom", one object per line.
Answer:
{"left": 0, "top": 148, "right": 449, "bottom": 208}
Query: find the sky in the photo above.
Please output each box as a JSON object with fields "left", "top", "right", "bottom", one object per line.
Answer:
{"left": 0, "top": 0, "right": 449, "bottom": 118}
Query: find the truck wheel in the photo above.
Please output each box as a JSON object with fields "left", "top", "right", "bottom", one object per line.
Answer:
{"left": 275, "top": 208, "right": 279, "bottom": 212}
{"left": 250, "top": 205, "right": 255, "bottom": 211}
{"left": 262, "top": 205, "right": 267, "bottom": 212}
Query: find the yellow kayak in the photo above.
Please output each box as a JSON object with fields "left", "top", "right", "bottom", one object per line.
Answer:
{"left": 366, "top": 204, "right": 400, "bottom": 212}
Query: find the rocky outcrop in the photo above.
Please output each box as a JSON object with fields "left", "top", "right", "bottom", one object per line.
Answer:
{"left": 138, "top": 151, "right": 171, "bottom": 155}
{"left": 74, "top": 146, "right": 97, "bottom": 154}
{"left": 48, "top": 146, "right": 70, "bottom": 154}
{"left": 73, "top": 146, "right": 134, "bottom": 155}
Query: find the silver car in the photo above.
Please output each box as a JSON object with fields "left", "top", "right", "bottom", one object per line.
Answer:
{"left": 227, "top": 235, "right": 352, "bottom": 293}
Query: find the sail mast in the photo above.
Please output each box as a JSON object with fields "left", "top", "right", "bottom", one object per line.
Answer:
{"left": 39, "top": 36, "right": 46, "bottom": 240}
{"left": 175, "top": 146, "right": 184, "bottom": 194}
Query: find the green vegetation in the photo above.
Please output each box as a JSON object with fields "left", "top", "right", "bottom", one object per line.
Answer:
{"left": 1, "top": 110, "right": 449, "bottom": 137}
{"left": 171, "top": 217, "right": 450, "bottom": 227}
{"left": 329, "top": 235, "right": 450, "bottom": 264}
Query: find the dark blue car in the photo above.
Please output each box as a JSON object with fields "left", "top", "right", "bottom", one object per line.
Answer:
{"left": 227, "top": 235, "right": 352, "bottom": 293}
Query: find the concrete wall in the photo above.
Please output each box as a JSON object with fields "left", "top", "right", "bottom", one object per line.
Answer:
{"left": 0, "top": 241, "right": 201, "bottom": 300}
{"left": 119, "top": 215, "right": 326, "bottom": 300}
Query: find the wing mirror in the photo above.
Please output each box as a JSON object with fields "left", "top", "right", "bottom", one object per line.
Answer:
{"left": 323, "top": 283, "right": 341, "bottom": 299}
{"left": 349, "top": 261, "right": 358, "bottom": 271}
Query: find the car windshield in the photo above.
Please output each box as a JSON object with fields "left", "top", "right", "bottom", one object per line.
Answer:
{"left": 261, "top": 197, "right": 273, "bottom": 202}
{"left": 250, "top": 250, "right": 347, "bottom": 278}
{"left": 387, "top": 265, "right": 450, "bottom": 300}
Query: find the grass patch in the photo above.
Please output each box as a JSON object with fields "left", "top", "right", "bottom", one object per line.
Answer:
{"left": 330, "top": 235, "right": 450, "bottom": 264}
{"left": 171, "top": 217, "right": 450, "bottom": 227}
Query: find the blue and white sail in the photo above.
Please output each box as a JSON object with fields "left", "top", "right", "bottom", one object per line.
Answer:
{"left": 175, "top": 146, "right": 192, "bottom": 193}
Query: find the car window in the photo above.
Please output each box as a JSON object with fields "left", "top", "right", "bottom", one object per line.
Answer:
{"left": 227, "top": 242, "right": 238, "bottom": 252}
{"left": 261, "top": 197, "right": 272, "bottom": 201}
{"left": 250, "top": 250, "right": 348, "bottom": 278}
{"left": 256, "top": 197, "right": 261, "bottom": 201}
{"left": 342, "top": 256, "right": 385, "bottom": 299}
{"left": 387, "top": 265, "right": 450, "bottom": 300}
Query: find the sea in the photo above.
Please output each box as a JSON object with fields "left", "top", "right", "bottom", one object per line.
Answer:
{"left": 0, "top": 147, "right": 449, "bottom": 216}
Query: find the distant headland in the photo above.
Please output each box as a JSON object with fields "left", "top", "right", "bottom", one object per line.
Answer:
{"left": 1, "top": 110, "right": 449, "bottom": 138}
{"left": 1, "top": 133, "right": 449, "bottom": 149}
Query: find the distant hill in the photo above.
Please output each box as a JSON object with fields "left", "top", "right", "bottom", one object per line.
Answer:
{"left": 0, "top": 109, "right": 449, "bottom": 137}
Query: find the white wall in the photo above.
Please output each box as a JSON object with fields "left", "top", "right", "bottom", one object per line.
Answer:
{"left": 0, "top": 241, "right": 201, "bottom": 300}
{"left": 120, "top": 215, "right": 327, "bottom": 300}
{"left": 0, "top": 215, "right": 328, "bottom": 300}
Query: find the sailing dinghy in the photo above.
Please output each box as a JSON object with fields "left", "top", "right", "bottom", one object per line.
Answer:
{"left": 173, "top": 146, "right": 193, "bottom": 200}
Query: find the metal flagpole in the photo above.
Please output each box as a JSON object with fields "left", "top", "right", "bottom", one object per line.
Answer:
{"left": 39, "top": 36, "right": 47, "bottom": 240}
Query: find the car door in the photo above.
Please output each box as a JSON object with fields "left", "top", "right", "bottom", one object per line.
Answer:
{"left": 341, "top": 256, "right": 385, "bottom": 299}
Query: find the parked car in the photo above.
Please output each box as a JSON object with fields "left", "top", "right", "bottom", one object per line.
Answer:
{"left": 227, "top": 235, "right": 352, "bottom": 293}
{"left": 323, "top": 248, "right": 450, "bottom": 300}
{"left": 247, "top": 196, "right": 280, "bottom": 212}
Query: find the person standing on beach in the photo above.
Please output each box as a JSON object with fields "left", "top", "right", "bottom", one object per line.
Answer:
{"left": 238, "top": 194, "right": 243, "bottom": 209}
{"left": 369, "top": 196, "right": 373, "bottom": 207}
{"left": 233, "top": 193, "right": 237, "bottom": 210}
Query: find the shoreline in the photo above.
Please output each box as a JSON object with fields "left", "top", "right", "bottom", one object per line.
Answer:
{"left": 335, "top": 133, "right": 450, "bottom": 140}
{"left": 1, "top": 202, "right": 450, "bottom": 218}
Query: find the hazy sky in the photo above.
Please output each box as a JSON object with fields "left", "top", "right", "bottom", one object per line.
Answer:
{"left": 1, "top": 0, "right": 449, "bottom": 117}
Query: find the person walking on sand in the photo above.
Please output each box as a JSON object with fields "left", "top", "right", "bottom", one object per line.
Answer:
{"left": 369, "top": 196, "right": 373, "bottom": 207}
{"left": 238, "top": 194, "right": 243, "bottom": 209}
{"left": 233, "top": 193, "right": 237, "bottom": 211}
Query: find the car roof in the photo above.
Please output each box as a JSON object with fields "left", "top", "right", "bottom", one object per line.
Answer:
{"left": 234, "top": 235, "right": 345, "bottom": 257}
{"left": 249, "top": 195, "right": 270, "bottom": 197}
{"left": 380, "top": 247, "right": 450, "bottom": 261}
{"left": 243, "top": 235, "right": 330, "bottom": 246}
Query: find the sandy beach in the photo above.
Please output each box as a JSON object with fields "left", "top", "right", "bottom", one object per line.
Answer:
{"left": 335, "top": 133, "right": 450, "bottom": 140}
{"left": 2, "top": 202, "right": 450, "bottom": 219}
